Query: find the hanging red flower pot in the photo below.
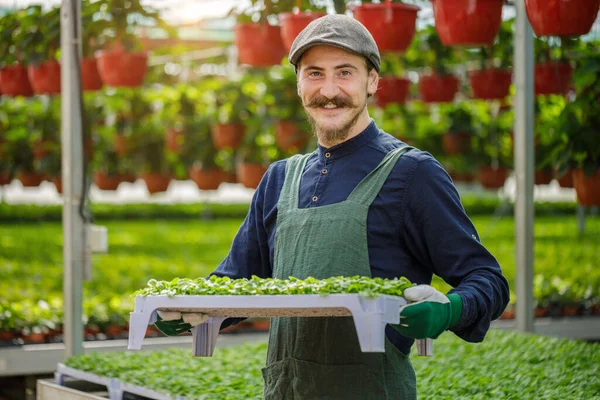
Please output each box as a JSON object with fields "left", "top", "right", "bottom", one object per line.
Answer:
{"left": 351, "top": 3, "right": 420, "bottom": 52}
{"left": 142, "top": 172, "right": 172, "bottom": 194}
{"left": 28, "top": 60, "right": 61, "bottom": 95}
{"left": 535, "top": 62, "right": 572, "bottom": 96}
{"left": 419, "top": 74, "right": 459, "bottom": 103}
{"left": 432, "top": 0, "right": 504, "bottom": 46}
{"left": 555, "top": 169, "right": 574, "bottom": 188}
{"left": 535, "top": 169, "right": 554, "bottom": 185}
{"left": 97, "top": 51, "right": 148, "bottom": 87}
{"left": 376, "top": 77, "right": 411, "bottom": 108}
{"left": 17, "top": 171, "right": 45, "bottom": 187}
{"left": 94, "top": 172, "right": 122, "bottom": 191}
{"left": 166, "top": 129, "right": 184, "bottom": 153}
{"left": 235, "top": 23, "right": 286, "bottom": 67}
{"left": 52, "top": 177, "right": 63, "bottom": 194}
{"left": 222, "top": 171, "right": 237, "bottom": 184}
{"left": 477, "top": 166, "right": 509, "bottom": 189}
{"left": 0, "top": 64, "right": 33, "bottom": 97}
{"left": 469, "top": 69, "right": 512, "bottom": 100}
{"left": 573, "top": 168, "right": 600, "bottom": 206}
{"left": 0, "top": 330, "right": 15, "bottom": 341}
{"left": 21, "top": 331, "right": 46, "bottom": 344}
{"left": 81, "top": 57, "right": 103, "bottom": 92}
{"left": 237, "top": 163, "right": 268, "bottom": 189}
{"left": 189, "top": 166, "right": 224, "bottom": 191}
{"left": 449, "top": 171, "right": 474, "bottom": 183}
{"left": 525, "top": 0, "right": 600, "bottom": 37}
{"left": 443, "top": 132, "right": 472, "bottom": 155}
{"left": 211, "top": 123, "right": 245, "bottom": 150}
{"left": 115, "top": 134, "right": 130, "bottom": 157}
{"left": 122, "top": 173, "right": 137, "bottom": 183}
{"left": 280, "top": 12, "right": 326, "bottom": 53}
{"left": 275, "top": 120, "right": 308, "bottom": 151}
{"left": 33, "top": 139, "right": 53, "bottom": 161}
{"left": 0, "top": 172, "right": 12, "bottom": 186}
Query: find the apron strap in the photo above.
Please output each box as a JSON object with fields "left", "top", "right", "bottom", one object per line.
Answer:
{"left": 347, "top": 145, "right": 413, "bottom": 206}
{"left": 278, "top": 152, "right": 314, "bottom": 211}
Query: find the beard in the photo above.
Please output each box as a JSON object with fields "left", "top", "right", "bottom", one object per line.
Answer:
{"left": 303, "top": 92, "right": 367, "bottom": 146}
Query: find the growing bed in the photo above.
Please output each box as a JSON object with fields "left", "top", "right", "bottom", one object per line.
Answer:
{"left": 60, "top": 329, "right": 600, "bottom": 399}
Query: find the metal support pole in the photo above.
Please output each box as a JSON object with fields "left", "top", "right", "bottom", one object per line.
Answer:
{"left": 61, "top": 0, "right": 85, "bottom": 358}
{"left": 577, "top": 204, "right": 586, "bottom": 235}
{"left": 513, "top": 1, "right": 535, "bottom": 333}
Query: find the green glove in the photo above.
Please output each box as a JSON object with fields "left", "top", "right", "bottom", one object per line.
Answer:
{"left": 154, "top": 311, "right": 209, "bottom": 337}
{"left": 392, "top": 285, "right": 463, "bottom": 339}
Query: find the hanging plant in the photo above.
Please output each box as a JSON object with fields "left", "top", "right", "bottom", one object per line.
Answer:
{"left": 442, "top": 103, "right": 477, "bottom": 155}
{"left": 79, "top": 0, "right": 111, "bottom": 92}
{"left": 264, "top": 64, "right": 312, "bottom": 152}
{"left": 470, "top": 104, "right": 513, "bottom": 189}
{"left": 235, "top": 117, "right": 274, "bottom": 190}
{"left": 168, "top": 84, "right": 226, "bottom": 191}
{"left": 205, "top": 78, "right": 254, "bottom": 150}
{"left": 533, "top": 97, "right": 568, "bottom": 186}
{"left": 127, "top": 89, "right": 175, "bottom": 194}
{"left": 0, "top": 11, "right": 34, "bottom": 97}
{"left": 280, "top": 12, "right": 326, "bottom": 53}
{"left": 232, "top": 0, "right": 287, "bottom": 67}
{"left": 375, "top": 53, "right": 411, "bottom": 108}
{"left": 16, "top": 5, "right": 62, "bottom": 95}
{"left": 551, "top": 48, "right": 600, "bottom": 206}
{"left": 417, "top": 28, "right": 459, "bottom": 103}
{"left": 431, "top": 0, "right": 504, "bottom": 47}
{"left": 533, "top": 37, "right": 579, "bottom": 96}
{"left": 94, "top": 0, "right": 173, "bottom": 87}
{"left": 92, "top": 90, "right": 137, "bottom": 189}
{"left": 468, "top": 19, "right": 513, "bottom": 101}
{"left": 525, "top": 0, "right": 600, "bottom": 38}
{"left": 279, "top": 0, "right": 326, "bottom": 52}
{"left": 351, "top": 0, "right": 420, "bottom": 53}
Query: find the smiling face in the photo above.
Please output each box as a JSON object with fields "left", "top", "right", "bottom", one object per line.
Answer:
{"left": 297, "top": 45, "right": 379, "bottom": 148}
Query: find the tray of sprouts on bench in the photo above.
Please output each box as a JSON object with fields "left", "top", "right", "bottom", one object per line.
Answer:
{"left": 128, "top": 275, "right": 433, "bottom": 356}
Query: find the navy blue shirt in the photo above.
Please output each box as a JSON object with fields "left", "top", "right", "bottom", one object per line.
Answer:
{"left": 212, "top": 120, "right": 509, "bottom": 354}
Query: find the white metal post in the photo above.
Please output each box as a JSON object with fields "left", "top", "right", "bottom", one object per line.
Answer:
{"left": 61, "top": 0, "right": 86, "bottom": 358}
{"left": 513, "top": 0, "right": 535, "bottom": 333}
{"left": 577, "top": 204, "right": 586, "bottom": 235}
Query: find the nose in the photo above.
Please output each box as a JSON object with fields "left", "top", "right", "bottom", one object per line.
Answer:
{"left": 319, "top": 76, "right": 340, "bottom": 100}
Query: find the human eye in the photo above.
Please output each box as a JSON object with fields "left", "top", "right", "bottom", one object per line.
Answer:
{"left": 339, "top": 70, "right": 352, "bottom": 77}
{"left": 308, "top": 71, "right": 322, "bottom": 77}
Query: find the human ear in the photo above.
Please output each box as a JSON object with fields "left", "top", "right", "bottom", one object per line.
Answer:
{"left": 367, "top": 69, "right": 379, "bottom": 96}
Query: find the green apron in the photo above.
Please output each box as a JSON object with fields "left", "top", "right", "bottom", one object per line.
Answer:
{"left": 262, "top": 146, "right": 417, "bottom": 400}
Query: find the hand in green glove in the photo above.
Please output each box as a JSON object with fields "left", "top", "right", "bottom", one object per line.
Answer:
{"left": 392, "top": 285, "right": 463, "bottom": 339}
{"left": 154, "top": 311, "right": 210, "bottom": 336}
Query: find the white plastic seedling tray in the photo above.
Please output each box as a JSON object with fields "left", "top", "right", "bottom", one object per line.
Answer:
{"left": 128, "top": 294, "right": 432, "bottom": 356}
{"left": 55, "top": 363, "right": 182, "bottom": 400}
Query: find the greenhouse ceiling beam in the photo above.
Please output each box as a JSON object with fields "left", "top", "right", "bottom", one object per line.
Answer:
{"left": 61, "top": 0, "right": 86, "bottom": 358}
{"left": 513, "top": 0, "right": 535, "bottom": 333}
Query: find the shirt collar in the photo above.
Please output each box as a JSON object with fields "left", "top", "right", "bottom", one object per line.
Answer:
{"left": 317, "top": 120, "right": 378, "bottom": 162}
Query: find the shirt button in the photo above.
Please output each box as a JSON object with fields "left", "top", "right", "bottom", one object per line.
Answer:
{"left": 312, "top": 196, "right": 318, "bottom": 202}
{"left": 325, "top": 152, "right": 331, "bottom": 158}
{"left": 321, "top": 169, "right": 328, "bottom": 174}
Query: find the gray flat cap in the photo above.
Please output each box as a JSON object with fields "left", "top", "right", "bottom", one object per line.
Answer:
{"left": 288, "top": 14, "right": 381, "bottom": 73}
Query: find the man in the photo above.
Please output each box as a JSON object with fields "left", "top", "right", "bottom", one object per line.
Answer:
{"left": 156, "top": 14, "right": 510, "bottom": 399}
